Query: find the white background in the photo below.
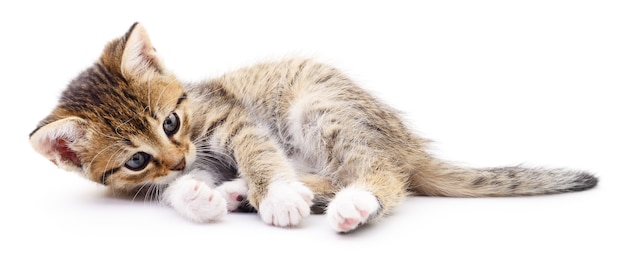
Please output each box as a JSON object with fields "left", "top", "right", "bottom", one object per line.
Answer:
{"left": 1, "top": 1, "right": 624, "bottom": 270}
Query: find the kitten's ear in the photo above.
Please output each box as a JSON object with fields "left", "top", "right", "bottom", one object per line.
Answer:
{"left": 121, "top": 23, "right": 166, "bottom": 80}
{"left": 29, "top": 117, "right": 89, "bottom": 173}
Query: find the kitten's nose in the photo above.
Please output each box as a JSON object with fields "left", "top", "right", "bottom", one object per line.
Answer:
{"left": 171, "top": 158, "right": 186, "bottom": 171}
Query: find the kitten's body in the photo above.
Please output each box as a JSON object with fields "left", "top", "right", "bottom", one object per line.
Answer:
{"left": 30, "top": 23, "right": 597, "bottom": 232}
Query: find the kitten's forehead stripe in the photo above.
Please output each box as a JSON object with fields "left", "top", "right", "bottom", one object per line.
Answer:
{"left": 123, "top": 138, "right": 137, "bottom": 147}
{"left": 176, "top": 93, "right": 187, "bottom": 106}
{"left": 59, "top": 65, "right": 153, "bottom": 135}
{"left": 122, "top": 91, "right": 143, "bottom": 106}
{"left": 94, "top": 63, "right": 120, "bottom": 86}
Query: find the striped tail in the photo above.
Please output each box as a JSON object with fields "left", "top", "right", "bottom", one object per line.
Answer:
{"left": 410, "top": 161, "right": 598, "bottom": 197}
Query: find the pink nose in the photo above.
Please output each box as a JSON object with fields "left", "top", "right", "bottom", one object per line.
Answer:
{"left": 171, "top": 158, "right": 186, "bottom": 171}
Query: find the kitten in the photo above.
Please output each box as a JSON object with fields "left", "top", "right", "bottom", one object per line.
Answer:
{"left": 30, "top": 23, "right": 598, "bottom": 233}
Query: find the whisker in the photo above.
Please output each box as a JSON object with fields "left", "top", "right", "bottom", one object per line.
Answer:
{"left": 154, "top": 78, "right": 177, "bottom": 116}
{"left": 115, "top": 117, "right": 137, "bottom": 137}
{"left": 100, "top": 145, "right": 127, "bottom": 183}
{"left": 145, "top": 183, "right": 157, "bottom": 203}
{"left": 91, "top": 126, "right": 125, "bottom": 142}
{"left": 147, "top": 71, "right": 153, "bottom": 113}
{"left": 89, "top": 142, "right": 124, "bottom": 170}
{"left": 195, "top": 152, "right": 236, "bottom": 169}
{"left": 132, "top": 182, "right": 151, "bottom": 202}
{"left": 156, "top": 185, "right": 165, "bottom": 204}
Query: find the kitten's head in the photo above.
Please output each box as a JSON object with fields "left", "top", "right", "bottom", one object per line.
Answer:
{"left": 30, "top": 23, "right": 196, "bottom": 193}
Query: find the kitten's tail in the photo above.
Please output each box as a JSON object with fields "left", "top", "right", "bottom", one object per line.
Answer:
{"left": 409, "top": 160, "right": 598, "bottom": 197}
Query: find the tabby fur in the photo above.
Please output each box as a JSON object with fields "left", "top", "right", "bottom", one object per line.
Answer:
{"left": 30, "top": 23, "right": 598, "bottom": 232}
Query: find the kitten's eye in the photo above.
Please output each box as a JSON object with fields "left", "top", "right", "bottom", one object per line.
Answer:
{"left": 163, "top": 112, "right": 180, "bottom": 136}
{"left": 125, "top": 152, "right": 151, "bottom": 171}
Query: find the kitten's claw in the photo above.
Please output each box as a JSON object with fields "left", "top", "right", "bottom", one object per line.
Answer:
{"left": 327, "top": 187, "right": 380, "bottom": 232}
{"left": 163, "top": 174, "right": 227, "bottom": 223}
{"left": 259, "top": 181, "right": 314, "bottom": 227}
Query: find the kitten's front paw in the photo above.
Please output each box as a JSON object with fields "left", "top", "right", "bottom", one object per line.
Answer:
{"left": 163, "top": 175, "right": 227, "bottom": 223}
{"left": 327, "top": 187, "right": 380, "bottom": 233}
{"left": 216, "top": 178, "right": 249, "bottom": 211}
{"left": 259, "top": 181, "right": 314, "bottom": 227}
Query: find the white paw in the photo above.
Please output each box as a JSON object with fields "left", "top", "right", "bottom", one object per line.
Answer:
{"left": 215, "top": 178, "right": 249, "bottom": 211}
{"left": 185, "top": 168, "right": 218, "bottom": 188}
{"left": 259, "top": 181, "right": 314, "bottom": 227}
{"left": 327, "top": 187, "right": 380, "bottom": 232}
{"left": 163, "top": 174, "right": 227, "bottom": 223}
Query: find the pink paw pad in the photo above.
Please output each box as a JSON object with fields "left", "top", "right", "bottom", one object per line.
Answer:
{"left": 359, "top": 209, "right": 369, "bottom": 218}
{"left": 338, "top": 209, "right": 370, "bottom": 231}
{"left": 339, "top": 218, "right": 360, "bottom": 231}
{"left": 327, "top": 188, "right": 380, "bottom": 232}
{"left": 229, "top": 193, "right": 244, "bottom": 202}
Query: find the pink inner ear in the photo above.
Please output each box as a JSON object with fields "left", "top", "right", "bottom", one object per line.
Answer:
{"left": 55, "top": 138, "right": 81, "bottom": 167}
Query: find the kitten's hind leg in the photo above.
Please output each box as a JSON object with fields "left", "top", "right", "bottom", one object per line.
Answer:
{"left": 326, "top": 171, "right": 407, "bottom": 233}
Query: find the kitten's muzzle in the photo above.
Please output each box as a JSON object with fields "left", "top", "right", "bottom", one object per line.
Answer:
{"left": 171, "top": 158, "right": 186, "bottom": 171}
